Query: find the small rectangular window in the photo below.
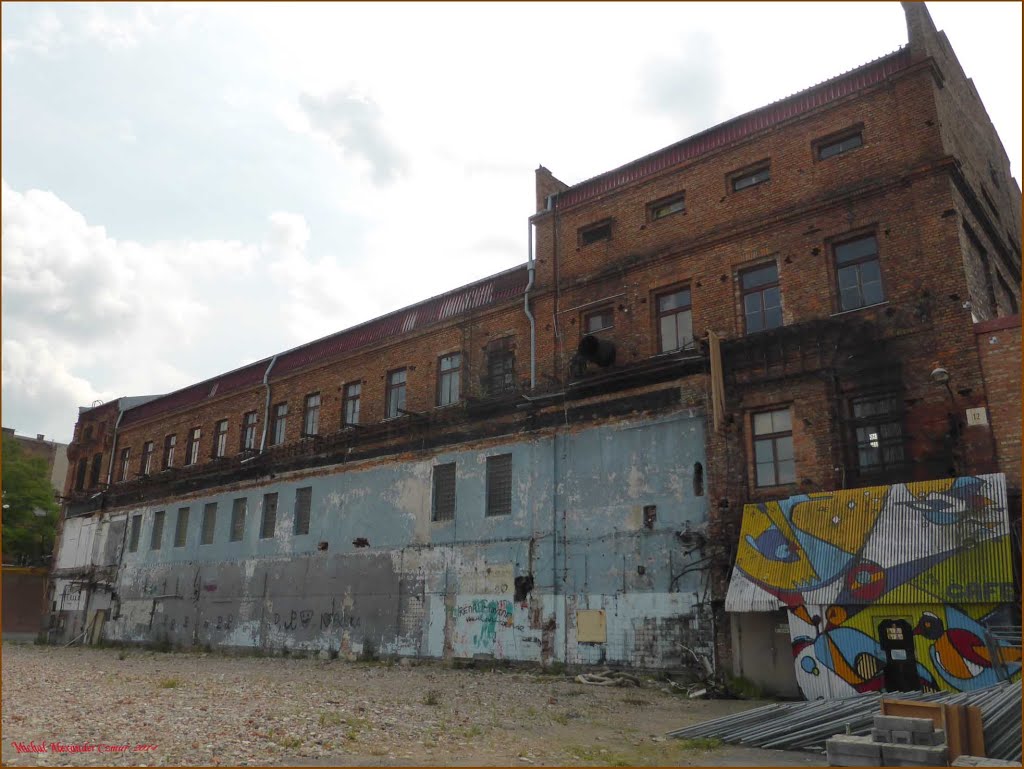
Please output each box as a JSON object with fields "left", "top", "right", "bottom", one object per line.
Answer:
{"left": 118, "top": 447, "right": 132, "bottom": 483}
{"left": 294, "top": 487, "right": 312, "bottom": 536}
{"left": 128, "top": 514, "right": 142, "bottom": 552}
{"left": 201, "top": 502, "right": 217, "bottom": 545}
{"left": 386, "top": 369, "right": 407, "bottom": 419}
{"left": 740, "top": 263, "right": 782, "bottom": 333}
{"left": 271, "top": 402, "right": 288, "bottom": 446}
{"left": 753, "top": 409, "right": 795, "bottom": 487}
{"left": 485, "top": 454, "right": 512, "bottom": 517}
{"left": 174, "top": 507, "right": 190, "bottom": 548}
{"left": 230, "top": 498, "right": 247, "bottom": 542}
{"left": 432, "top": 463, "right": 456, "bottom": 521}
{"left": 579, "top": 220, "right": 612, "bottom": 246}
{"left": 731, "top": 165, "right": 771, "bottom": 192}
{"left": 186, "top": 427, "right": 201, "bottom": 466}
{"left": 818, "top": 130, "right": 863, "bottom": 160}
{"left": 260, "top": 493, "right": 278, "bottom": 539}
{"left": 241, "top": 411, "right": 258, "bottom": 451}
{"left": 343, "top": 382, "right": 362, "bottom": 427}
{"left": 834, "top": 234, "right": 884, "bottom": 311}
{"left": 437, "top": 353, "right": 462, "bottom": 407}
{"left": 303, "top": 393, "right": 321, "bottom": 437}
{"left": 656, "top": 288, "right": 693, "bottom": 353}
{"left": 140, "top": 441, "right": 154, "bottom": 476}
{"left": 583, "top": 307, "right": 614, "bottom": 334}
{"left": 214, "top": 420, "right": 229, "bottom": 458}
{"left": 150, "top": 510, "right": 165, "bottom": 550}
{"left": 851, "top": 395, "right": 905, "bottom": 474}
{"left": 648, "top": 193, "right": 686, "bottom": 221}
{"left": 162, "top": 434, "right": 176, "bottom": 469}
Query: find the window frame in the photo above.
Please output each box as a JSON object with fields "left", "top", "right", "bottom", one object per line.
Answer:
{"left": 582, "top": 306, "right": 615, "bottom": 335}
{"left": 260, "top": 492, "right": 278, "bottom": 539}
{"left": 815, "top": 127, "right": 864, "bottom": 161}
{"left": 229, "top": 498, "right": 247, "bottom": 542}
{"left": 431, "top": 462, "right": 456, "bottom": 522}
{"left": 342, "top": 381, "right": 362, "bottom": 427}
{"left": 832, "top": 232, "right": 885, "bottom": 312}
{"left": 739, "top": 262, "right": 783, "bottom": 334}
{"left": 128, "top": 514, "right": 142, "bottom": 552}
{"left": 293, "top": 487, "right": 312, "bottom": 536}
{"left": 578, "top": 219, "right": 612, "bottom": 247}
{"left": 201, "top": 502, "right": 218, "bottom": 545}
{"left": 849, "top": 394, "right": 906, "bottom": 476}
{"left": 162, "top": 434, "right": 176, "bottom": 470}
{"left": 654, "top": 285, "right": 694, "bottom": 353}
{"left": 303, "top": 392, "right": 321, "bottom": 437}
{"left": 150, "top": 510, "right": 165, "bottom": 550}
{"left": 729, "top": 162, "right": 771, "bottom": 193}
{"left": 241, "top": 411, "right": 258, "bottom": 452}
{"left": 752, "top": 408, "right": 796, "bottom": 488}
{"left": 385, "top": 368, "right": 407, "bottom": 419}
{"left": 437, "top": 353, "right": 462, "bottom": 408}
{"left": 174, "top": 506, "right": 190, "bottom": 548}
{"left": 647, "top": 192, "right": 686, "bottom": 222}
{"left": 485, "top": 453, "right": 513, "bottom": 517}
{"left": 118, "top": 447, "right": 131, "bottom": 483}
{"left": 213, "top": 419, "right": 229, "bottom": 458}
{"left": 141, "top": 441, "right": 154, "bottom": 476}
{"left": 270, "top": 402, "right": 288, "bottom": 446}
{"left": 89, "top": 452, "right": 103, "bottom": 488}
{"left": 186, "top": 427, "right": 201, "bottom": 466}
{"left": 483, "top": 338, "right": 516, "bottom": 397}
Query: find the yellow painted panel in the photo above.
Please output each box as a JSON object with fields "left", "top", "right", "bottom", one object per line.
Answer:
{"left": 576, "top": 610, "right": 607, "bottom": 643}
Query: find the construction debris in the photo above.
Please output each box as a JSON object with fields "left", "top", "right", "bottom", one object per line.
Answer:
{"left": 667, "top": 681, "right": 1021, "bottom": 763}
{"left": 574, "top": 669, "right": 641, "bottom": 687}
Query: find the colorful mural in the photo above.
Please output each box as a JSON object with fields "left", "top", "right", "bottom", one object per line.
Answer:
{"left": 725, "top": 474, "right": 1021, "bottom": 699}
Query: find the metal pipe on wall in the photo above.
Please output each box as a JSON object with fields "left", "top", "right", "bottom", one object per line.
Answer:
{"left": 524, "top": 218, "right": 537, "bottom": 390}
{"left": 258, "top": 355, "right": 279, "bottom": 452}
{"left": 104, "top": 406, "right": 125, "bottom": 487}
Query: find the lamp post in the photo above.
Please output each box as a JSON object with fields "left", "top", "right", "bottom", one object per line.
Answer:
{"left": 930, "top": 365, "right": 962, "bottom": 476}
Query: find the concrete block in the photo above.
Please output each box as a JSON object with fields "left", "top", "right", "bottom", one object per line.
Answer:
{"left": 890, "top": 730, "right": 913, "bottom": 745}
{"left": 951, "top": 757, "right": 1020, "bottom": 767}
{"left": 872, "top": 728, "right": 892, "bottom": 743}
{"left": 828, "top": 735, "right": 883, "bottom": 766}
{"left": 911, "top": 729, "right": 945, "bottom": 746}
{"left": 881, "top": 743, "right": 948, "bottom": 766}
{"left": 874, "top": 715, "right": 936, "bottom": 734}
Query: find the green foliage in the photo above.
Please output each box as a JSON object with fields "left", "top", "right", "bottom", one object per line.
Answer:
{"left": 725, "top": 674, "right": 763, "bottom": 699}
{"left": 1, "top": 433, "right": 60, "bottom": 565}
{"left": 157, "top": 677, "right": 180, "bottom": 688}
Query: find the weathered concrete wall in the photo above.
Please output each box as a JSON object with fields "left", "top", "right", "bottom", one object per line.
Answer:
{"left": 68, "top": 410, "right": 711, "bottom": 669}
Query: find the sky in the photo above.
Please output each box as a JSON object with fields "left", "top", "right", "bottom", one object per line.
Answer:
{"left": 2, "top": 2, "right": 1021, "bottom": 444}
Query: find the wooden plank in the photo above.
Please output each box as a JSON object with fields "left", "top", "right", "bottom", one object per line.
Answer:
{"left": 966, "top": 705, "right": 986, "bottom": 757}
{"left": 880, "top": 698, "right": 946, "bottom": 729}
{"left": 945, "top": 703, "right": 968, "bottom": 761}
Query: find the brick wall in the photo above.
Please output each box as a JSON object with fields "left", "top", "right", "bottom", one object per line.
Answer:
{"left": 975, "top": 316, "right": 1022, "bottom": 492}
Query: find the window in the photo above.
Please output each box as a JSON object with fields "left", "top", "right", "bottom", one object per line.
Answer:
{"left": 851, "top": 395, "right": 905, "bottom": 474}
{"left": 89, "top": 453, "right": 103, "bottom": 488}
{"left": 342, "top": 382, "right": 361, "bottom": 427}
{"left": 386, "top": 369, "right": 407, "bottom": 419}
{"left": 163, "top": 434, "right": 176, "bottom": 469}
{"left": 75, "top": 458, "right": 87, "bottom": 491}
{"left": 230, "top": 498, "right": 247, "bottom": 542}
{"left": 432, "top": 463, "right": 456, "bottom": 521}
{"left": 656, "top": 287, "right": 693, "bottom": 352}
{"left": 214, "top": 420, "right": 229, "bottom": 458}
{"left": 241, "top": 411, "right": 258, "bottom": 452}
{"left": 118, "top": 447, "right": 131, "bottom": 482}
{"left": 579, "top": 220, "right": 612, "bottom": 246}
{"left": 260, "top": 493, "right": 278, "bottom": 539}
{"left": 201, "top": 502, "right": 217, "bottom": 545}
{"left": 270, "top": 402, "right": 288, "bottom": 446}
{"left": 583, "top": 307, "right": 614, "bottom": 334}
{"left": 648, "top": 192, "right": 686, "bottom": 221}
{"left": 140, "top": 441, "right": 154, "bottom": 475}
{"left": 294, "top": 487, "right": 312, "bottom": 536}
{"left": 818, "top": 130, "right": 863, "bottom": 160}
{"left": 303, "top": 393, "right": 321, "bottom": 437}
{"left": 128, "top": 514, "right": 142, "bottom": 553}
{"left": 150, "top": 510, "right": 165, "bottom": 550}
{"left": 186, "top": 427, "right": 201, "bottom": 466}
{"left": 753, "top": 409, "right": 795, "bottom": 487}
{"left": 484, "top": 338, "right": 516, "bottom": 396}
{"left": 485, "top": 454, "right": 512, "bottom": 517}
{"left": 84, "top": 425, "right": 94, "bottom": 442}
{"left": 174, "top": 507, "right": 190, "bottom": 548}
{"left": 741, "top": 263, "right": 782, "bottom": 333}
{"left": 437, "top": 354, "right": 462, "bottom": 407}
{"left": 834, "top": 234, "right": 883, "bottom": 311}
{"left": 731, "top": 165, "right": 771, "bottom": 192}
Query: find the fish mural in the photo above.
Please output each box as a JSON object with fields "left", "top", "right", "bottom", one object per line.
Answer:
{"left": 725, "top": 474, "right": 1020, "bottom": 699}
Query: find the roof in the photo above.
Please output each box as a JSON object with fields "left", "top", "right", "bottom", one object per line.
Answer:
{"left": 725, "top": 474, "right": 1013, "bottom": 612}
{"left": 553, "top": 47, "right": 912, "bottom": 211}
{"left": 118, "top": 265, "right": 529, "bottom": 429}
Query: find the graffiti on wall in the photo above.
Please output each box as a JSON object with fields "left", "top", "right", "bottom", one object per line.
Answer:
{"left": 726, "top": 474, "right": 1021, "bottom": 698}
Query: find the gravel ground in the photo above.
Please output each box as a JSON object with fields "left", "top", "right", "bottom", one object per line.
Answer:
{"left": 2, "top": 643, "right": 826, "bottom": 767}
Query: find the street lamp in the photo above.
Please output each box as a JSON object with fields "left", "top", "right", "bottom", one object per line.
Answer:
{"left": 931, "top": 363, "right": 962, "bottom": 475}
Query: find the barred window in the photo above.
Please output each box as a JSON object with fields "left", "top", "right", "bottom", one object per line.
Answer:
{"left": 201, "top": 502, "right": 218, "bottom": 545}
{"left": 260, "top": 493, "right": 278, "bottom": 539}
{"left": 128, "top": 514, "right": 142, "bottom": 553}
{"left": 294, "top": 487, "right": 312, "bottom": 536}
{"left": 485, "top": 454, "right": 512, "bottom": 517}
{"left": 230, "top": 498, "right": 247, "bottom": 542}
{"left": 150, "top": 510, "right": 165, "bottom": 550}
{"left": 174, "top": 507, "right": 190, "bottom": 548}
{"left": 852, "top": 395, "right": 905, "bottom": 473}
{"left": 484, "top": 338, "right": 515, "bottom": 396}
{"left": 432, "top": 463, "right": 456, "bottom": 521}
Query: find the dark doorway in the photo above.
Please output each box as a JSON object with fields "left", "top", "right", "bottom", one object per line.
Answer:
{"left": 878, "top": 618, "right": 919, "bottom": 692}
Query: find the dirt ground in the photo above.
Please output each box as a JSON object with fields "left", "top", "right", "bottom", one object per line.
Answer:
{"left": 1, "top": 643, "right": 826, "bottom": 767}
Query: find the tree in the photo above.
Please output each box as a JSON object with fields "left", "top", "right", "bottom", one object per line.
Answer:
{"left": 2, "top": 433, "right": 60, "bottom": 565}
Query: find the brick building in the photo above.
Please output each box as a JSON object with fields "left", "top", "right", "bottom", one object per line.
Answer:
{"left": 50, "top": 4, "right": 1020, "bottom": 690}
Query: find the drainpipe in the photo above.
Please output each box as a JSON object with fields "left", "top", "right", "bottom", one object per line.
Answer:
{"left": 258, "top": 355, "right": 279, "bottom": 452}
{"left": 524, "top": 218, "right": 537, "bottom": 390}
{"left": 104, "top": 405, "right": 125, "bottom": 487}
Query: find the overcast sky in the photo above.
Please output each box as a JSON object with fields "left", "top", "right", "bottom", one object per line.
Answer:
{"left": 2, "top": 2, "right": 1021, "bottom": 444}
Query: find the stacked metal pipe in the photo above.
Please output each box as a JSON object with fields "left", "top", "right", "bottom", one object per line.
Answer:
{"left": 667, "top": 681, "right": 1021, "bottom": 762}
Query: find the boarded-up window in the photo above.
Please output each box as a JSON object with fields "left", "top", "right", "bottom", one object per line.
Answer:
{"left": 174, "top": 507, "right": 190, "bottom": 548}
{"left": 260, "top": 493, "right": 278, "bottom": 539}
{"left": 485, "top": 454, "right": 512, "bottom": 517}
{"left": 230, "top": 498, "right": 247, "bottom": 542}
{"left": 128, "top": 514, "right": 142, "bottom": 552}
{"left": 432, "top": 463, "right": 456, "bottom": 521}
{"left": 150, "top": 510, "right": 165, "bottom": 550}
{"left": 293, "top": 487, "right": 312, "bottom": 536}
{"left": 201, "top": 502, "right": 217, "bottom": 545}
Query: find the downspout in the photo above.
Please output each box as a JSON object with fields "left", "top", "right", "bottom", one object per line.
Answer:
{"left": 104, "top": 406, "right": 126, "bottom": 487}
{"left": 524, "top": 217, "right": 537, "bottom": 390}
{"left": 258, "top": 355, "right": 279, "bottom": 452}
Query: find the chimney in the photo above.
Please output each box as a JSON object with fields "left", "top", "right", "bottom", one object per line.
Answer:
{"left": 37, "top": 434, "right": 45, "bottom": 441}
